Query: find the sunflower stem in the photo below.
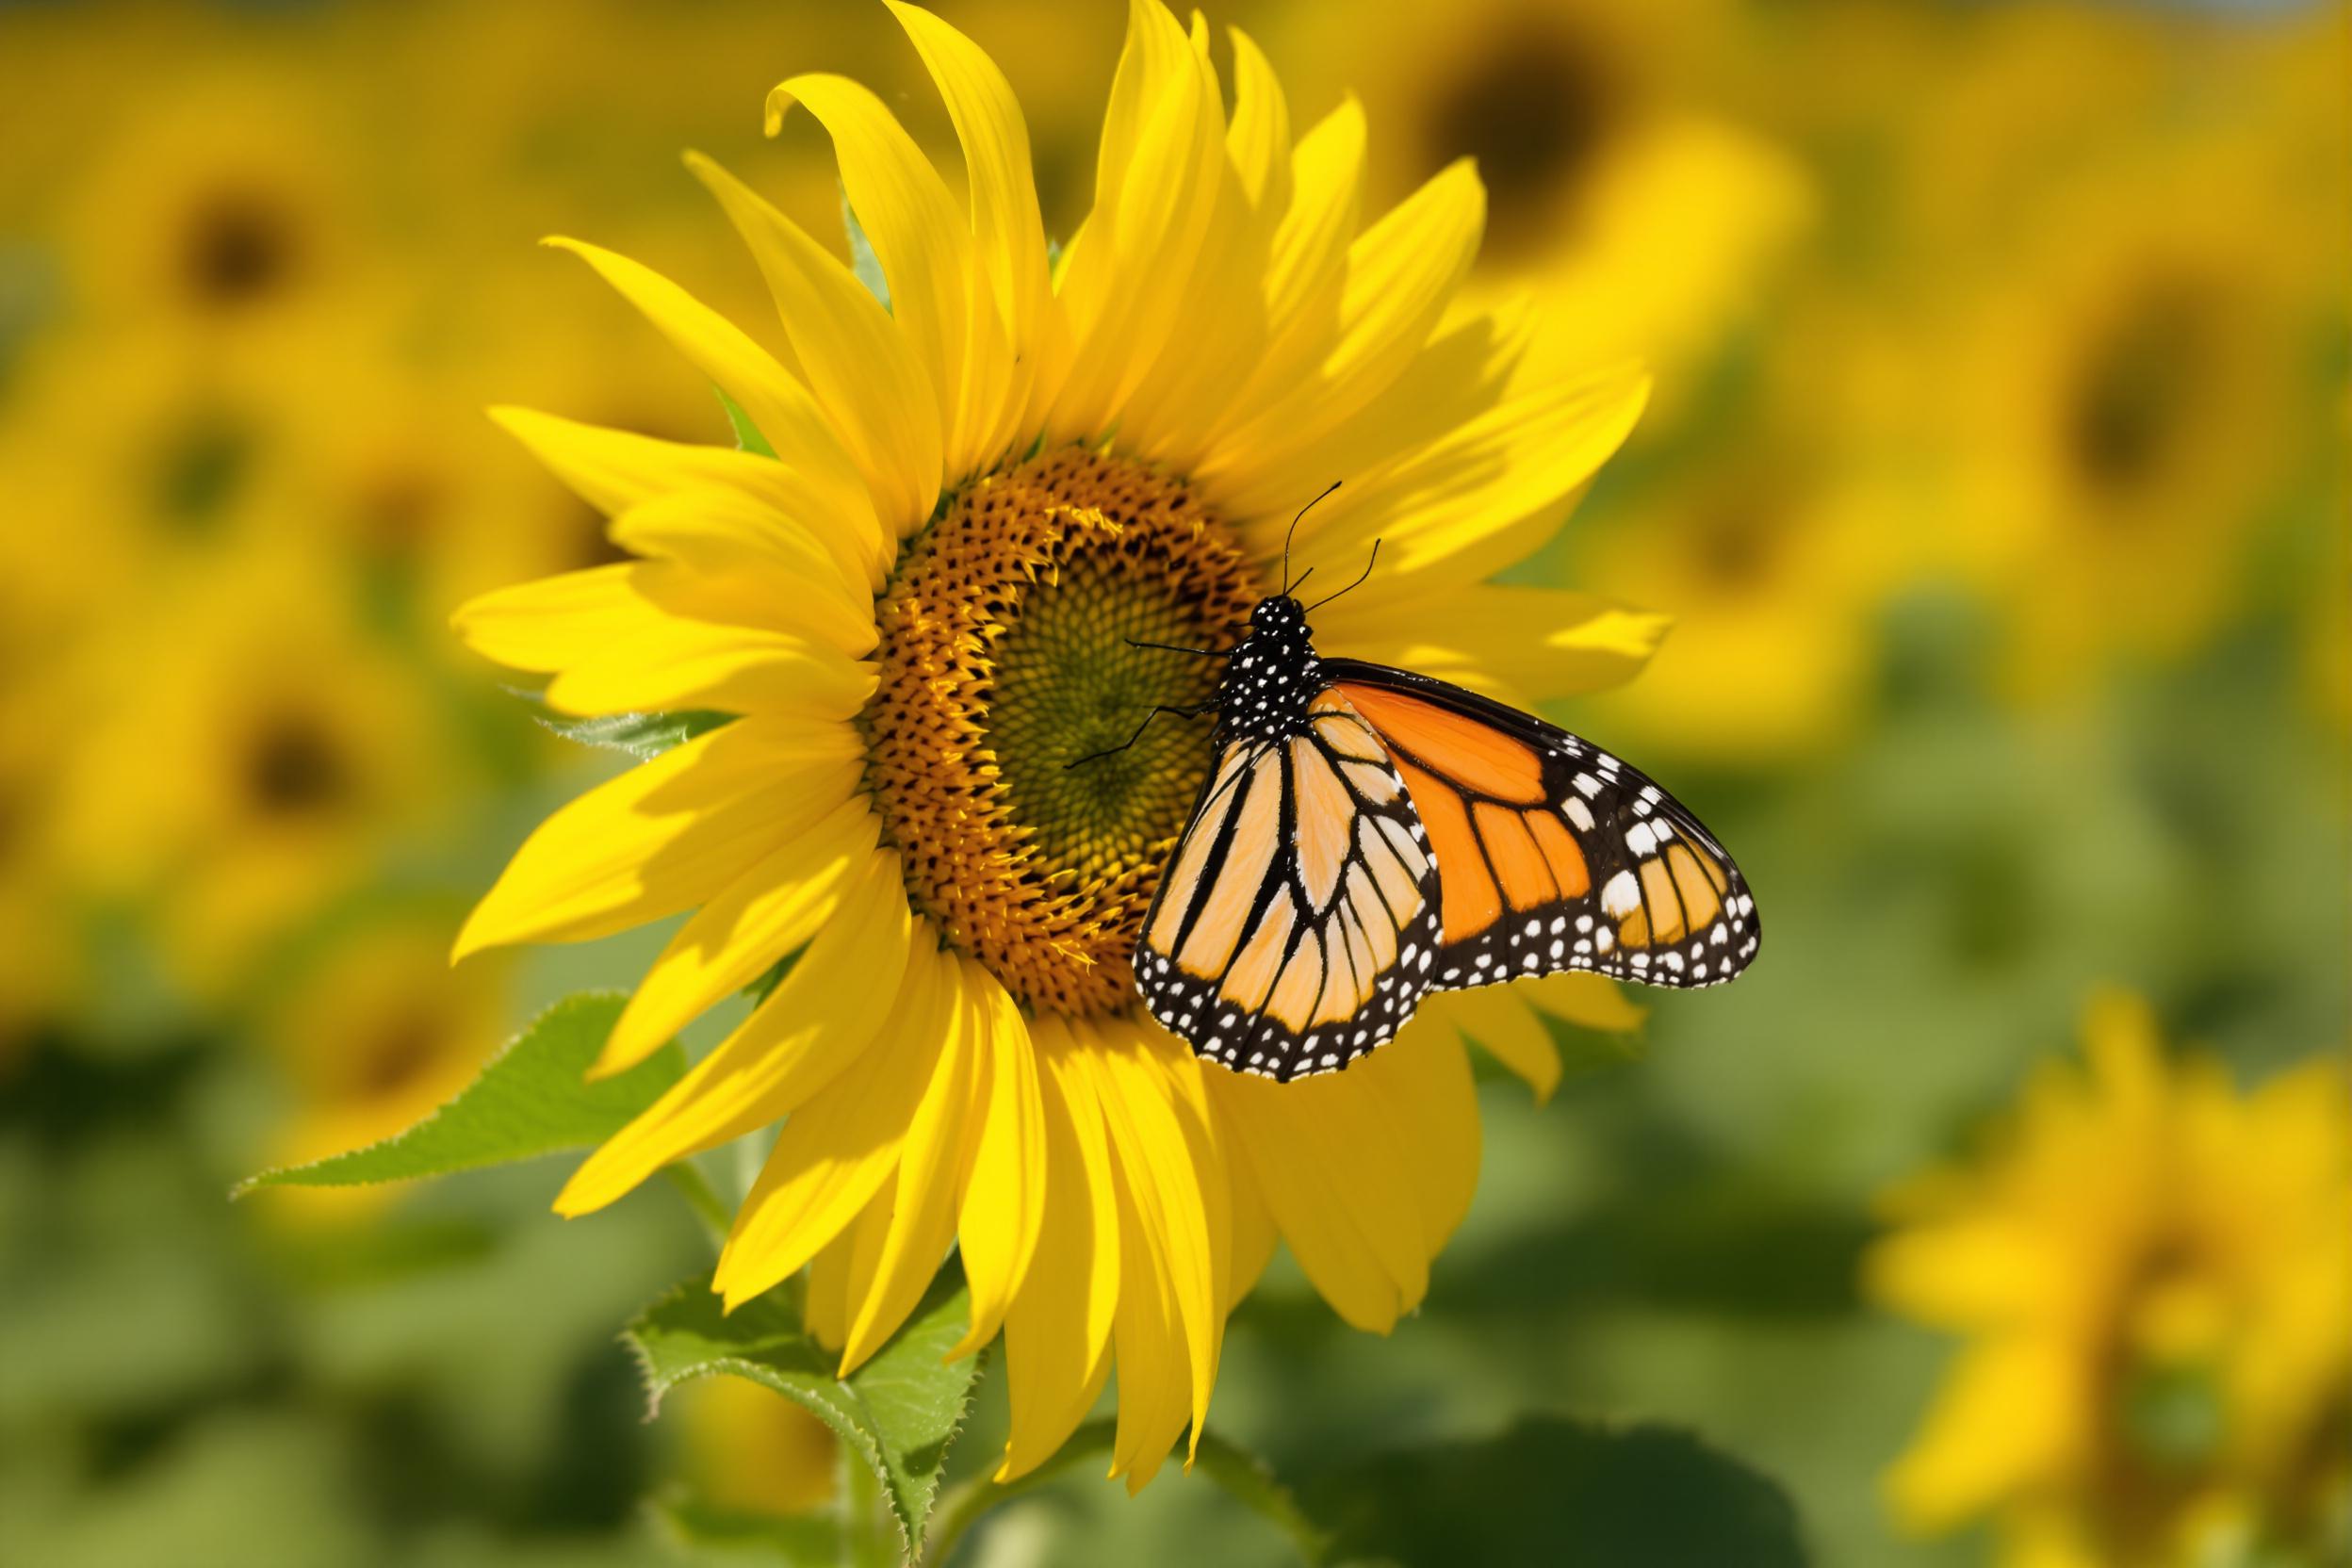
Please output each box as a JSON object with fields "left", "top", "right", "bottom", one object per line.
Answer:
{"left": 661, "top": 1160, "right": 730, "bottom": 1250}
{"left": 919, "top": 1421, "right": 1117, "bottom": 1566}
{"left": 837, "top": 1438, "right": 894, "bottom": 1568}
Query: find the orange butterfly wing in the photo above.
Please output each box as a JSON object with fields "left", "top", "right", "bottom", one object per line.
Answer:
{"left": 1135, "top": 691, "right": 1445, "bottom": 1080}
{"left": 1326, "top": 662, "right": 1760, "bottom": 990}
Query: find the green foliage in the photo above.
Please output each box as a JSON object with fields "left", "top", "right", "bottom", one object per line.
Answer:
{"left": 716, "top": 387, "right": 778, "bottom": 459}
{"left": 236, "top": 994, "right": 682, "bottom": 1194}
{"left": 626, "top": 1266, "right": 982, "bottom": 1560}
{"left": 1308, "top": 1416, "right": 1810, "bottom": 1568}
{"left": 926, "top": 1422, "right": 1331, "bottom": 1568}
{"left": 649, "top": 1495, "right": 843, "bottom": 1565}
{"left": 534, "top": 707, "right": 732, "bottom": 760}
{"left": 842, "top": 192, "right": 891, "bottom": 311}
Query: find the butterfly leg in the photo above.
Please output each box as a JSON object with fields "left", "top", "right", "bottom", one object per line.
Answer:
{"left": 1124, "top": 638, "right": 1233, "bottom": 658}
{"left": 1066, "top": 700, "right": 1219, "bottom": 768}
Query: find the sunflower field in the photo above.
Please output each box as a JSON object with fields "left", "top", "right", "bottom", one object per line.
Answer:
{"left": 0, "top": 3, "right": 2344, "bottom": 1566}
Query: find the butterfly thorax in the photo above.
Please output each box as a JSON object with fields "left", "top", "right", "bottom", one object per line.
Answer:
{"left": 1217, "top": 596, "right": 1321, "bottom": 741}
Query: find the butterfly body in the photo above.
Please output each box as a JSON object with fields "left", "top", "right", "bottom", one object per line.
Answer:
{"left": 1135, "top": 594, "right": 1759, "bottom": 1083}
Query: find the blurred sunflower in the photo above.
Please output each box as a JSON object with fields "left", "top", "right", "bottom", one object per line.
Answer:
{"left": 257, "top": 912, "right": 513, "bottom": 1219}
{"left": 59, "top": 69, "right": 380, "bottom": 368}
{"left": 57, "top": 542, "right": 455, "bottom": 1000}
{"left": 1869, "top": 992, "right": 2352, "bottom": 1568}
{"left": 674, "top": 1377, "right": 839, "bottom": 1520}
{"left": 1907, "top": 29, "right": 2343, "bottom": 698}
{"left": 456, "top": 1, "right": 1661, "bottom": 1488}
{"left": 1268, "top": 0, "right": 1807, "bottom": 391}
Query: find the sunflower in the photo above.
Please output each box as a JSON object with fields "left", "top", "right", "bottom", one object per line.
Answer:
{"left": 1266, "top": 0, "right": 1807, "bottom": 392}
{"left": 1898, "top": 12, "right": 2344, "bottom": 698}
{"left": 56, "top": 541, "right": 454, "bottom": 1000}
{"left": 1869, "top": 993, "right": 2352, "bottom": 1568}
{"left": 457, "top": 1, "right": 1660, "bottom": 1488}
{"left": 257, "top": 912, "right": 514, "bottom": 1215}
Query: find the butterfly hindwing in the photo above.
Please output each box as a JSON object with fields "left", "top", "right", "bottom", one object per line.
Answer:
{"left": 1135, "top": 691, "right": 1444, "bottom": 1081}
{"left": 1324, "top": 660, "right": 1760, "bottom": 990}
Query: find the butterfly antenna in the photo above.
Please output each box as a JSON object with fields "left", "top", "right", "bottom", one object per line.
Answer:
{"left": 1281, "top": 480, "right": 1343, "bottom": 595}
{"left": 1304, "top": 538, "right": 1380, "bottom": 614}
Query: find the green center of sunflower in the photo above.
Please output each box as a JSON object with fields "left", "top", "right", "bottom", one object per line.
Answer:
{"left": 864, "top": 449, "right": 1257, "bottom": 1017}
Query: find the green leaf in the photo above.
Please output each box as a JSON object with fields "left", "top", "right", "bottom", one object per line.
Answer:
{"left": 236, "top": 993, "right": 683, "bottom": 1195}
{"left": 627, "top": 1265, "right": 982, "bottom": 1560}
{"left": 534, "top": 706, "right": 732, "bottom": 760}
{"left": 1307, "top": 1416, "right": 1810, "bottom": 1568}
{"left": 716, "top": 387, "right": 778, "bottom": 459}
{"left": 842, "top": 192, "right": 891, "bottom": 311}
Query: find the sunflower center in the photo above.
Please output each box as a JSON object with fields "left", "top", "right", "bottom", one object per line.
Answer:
{"left": 183, "top": 188, "right": 300, "bottom": 310}
{"left": 1427, "top": 24, "right": 1621, "bottom": 258}
{"left": 2066, "top": 283, "right": 2214, "bottom": 503}
{"left": 864, "top": 449, "right": 1257, "bottom": 1017}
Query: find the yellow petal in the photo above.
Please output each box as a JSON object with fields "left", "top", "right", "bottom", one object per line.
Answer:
{"left": 604, "top": 796, "right": 879, "bottom": 1072}
{"left": 767, "top": 74, "right": 1019, "bottom": 484}
{"left": 1885, "top": 1340, "right": 2085, "bottom": 1532}
{"left": 1199, "top": 159, "right": 1484, "bottom": 488}
{"left": 998, "top": 1015, "right": 1122, "bottom": 1480}
{"left": 883, "top": 1, "right": 1060, "bottom": 422}
{"left": 1359, "top": 1028, "right": 1481, "bottom": 1256}
{"left": 541, "top": 239, "right": 880, "bottom": 581}
{"left": 1223, "top": 1153, "right": 1280, "bottom": 1312}
{"left": 1261, "top": 98, "right": 1364, "bottom": 341}
{"left": 487, "top": 405, "right": 885, "bottom": 590}
{"left": 543, "top": 620, "right": 874, "bottom": 721}
{"left": 713, "top": 939, "right": 958, "bottom": 1307}
{"left": 608, "top": 489, "right": 874, "bottom": 656}
{"left": 552, "top": 851, "right": 914, "bottom": 1215}
{"left": 455, "top": 715, "right": 862, "bottom": 958}
{"left": 1429, "top": 988, "right": 1561, "bottom": 1103}
{"left": 1102, "top": 1122, "right": 1190, "bottom": 1490}
{"left": 950, "top": 975, "right": 1047, "bottom": 1359}
{"left": 1211, "top": 1064, "right": 1423, "bottom": 1331}
{"left": 684, "top": 154, "right": 942, "bottom": 538}
{"left": 1317, "top": 585, "right": 1670, "bottom": 709}
{"left": 1091, "top": 1028, "right": 1229, "bottom": 1456}
{"left": 803, "top": 1222, "right": 856, "bottom": 1351}
{"left": 1523, "top": 972, "right": 1647, "bottom": 1035}
{"left": 1046, "top": 0, "right": 1224, "bottom": 441}
{"left": 1211, "top": 297, "right": 1529, "bottom": 525}
{"left": 451, "top": 564, "right": 640, "bottom": 673}
{"left": 1223, "top": 26, "right": 1291, "bottom": 217}
{"left": 1304, "top": 366, "right": 1653, "bottom": 599}
{"left": 837, "top": 957, "right": 986, "bottom": 1373}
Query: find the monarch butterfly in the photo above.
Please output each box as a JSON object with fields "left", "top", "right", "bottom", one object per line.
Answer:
{"left": 1110, "top": 491, "right": 1760, "bottom": 1082}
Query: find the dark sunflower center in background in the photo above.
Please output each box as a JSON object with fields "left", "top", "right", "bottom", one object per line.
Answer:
{"left": 244, "top": 712, "right": 351, "bottom": 817}
{"left": 2066, "top": 282, "right": 2217, "bottom": 504}
{"left": 182, "top": 188, "right": 302, "bottom": 310}
{"left": 1426, "top": 24, "right": 1622, "bottom": 258}
{"left": 864, "top": 450, "right": 1256, "bottom": 1016}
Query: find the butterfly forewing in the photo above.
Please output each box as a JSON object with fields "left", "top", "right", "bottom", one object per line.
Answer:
{"left": 1325, "top": 661, "right": 1760, "bottom": 990}
{"left": 1135, "top": 691, "right": 1444, "bottom": 1081}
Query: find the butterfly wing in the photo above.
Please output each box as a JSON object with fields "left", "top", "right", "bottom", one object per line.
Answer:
{"left": 1323, "top": 659, "right": 1760, "bottom": 990}
{"left": 1135, "top": 691, "right": 1444, "bottom": 1081}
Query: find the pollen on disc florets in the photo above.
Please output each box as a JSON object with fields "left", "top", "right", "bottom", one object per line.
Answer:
{"left": 865, "top": 449, "right": 1257, "bottom": 1017}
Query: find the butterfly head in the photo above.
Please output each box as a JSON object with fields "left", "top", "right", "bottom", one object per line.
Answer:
{"left": 1250, "top": 595, "right": 1308, "bottom": 635}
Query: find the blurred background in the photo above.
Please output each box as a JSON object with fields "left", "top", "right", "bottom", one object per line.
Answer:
{"left": 0, "top": 1, "right": 2344, "bottom": 1564}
